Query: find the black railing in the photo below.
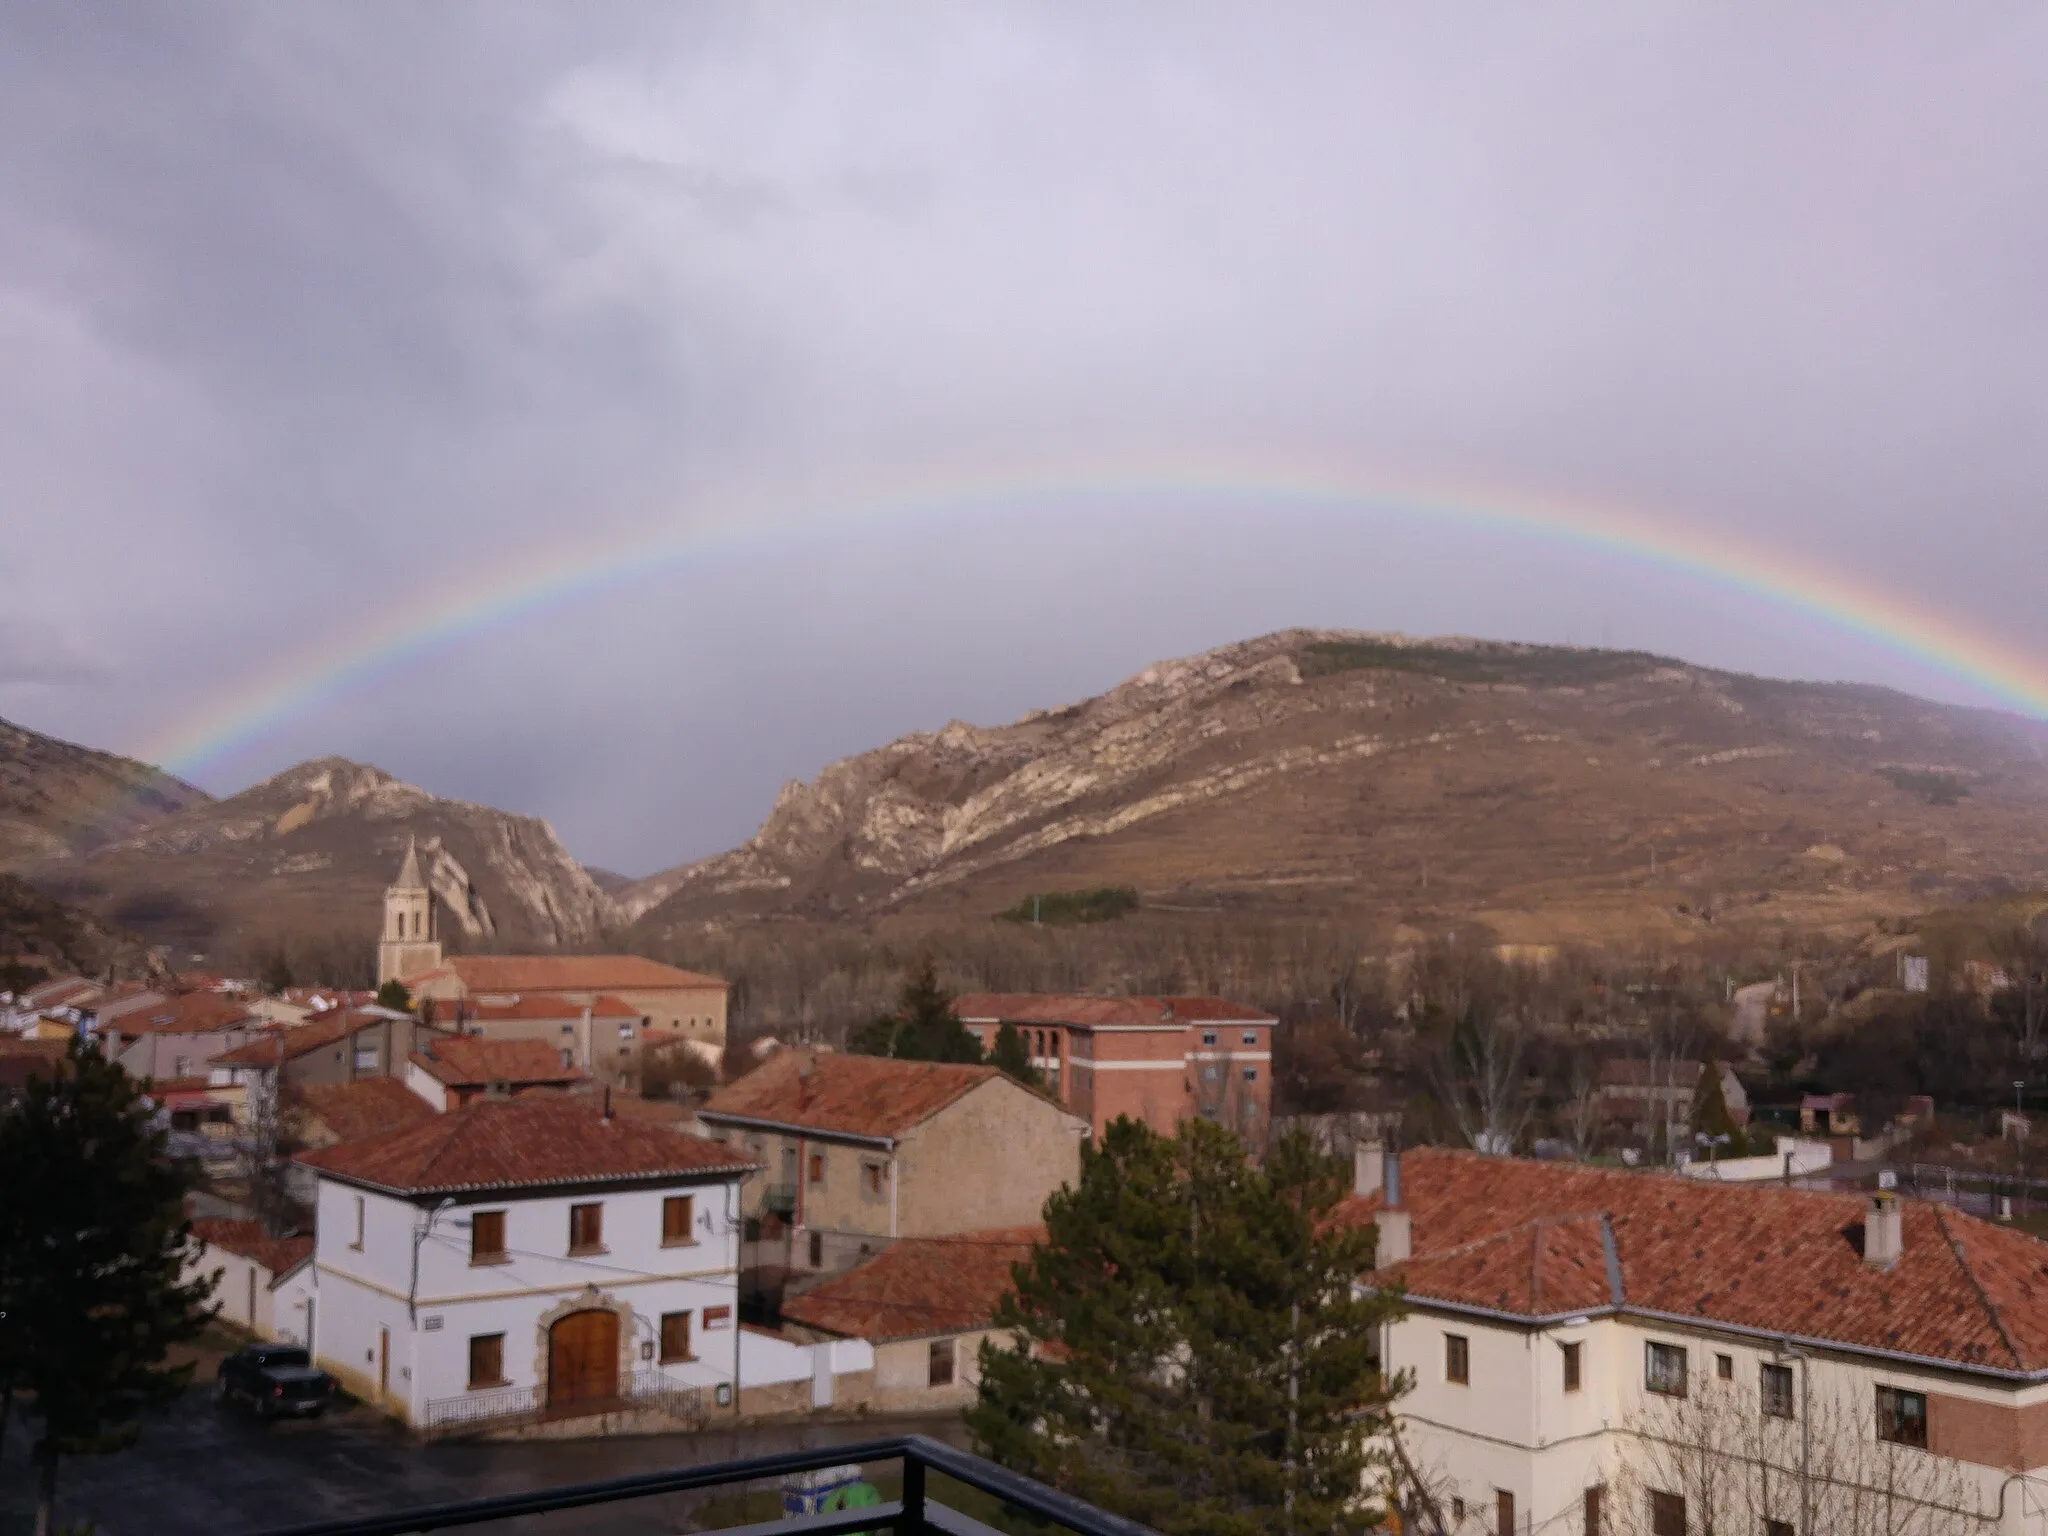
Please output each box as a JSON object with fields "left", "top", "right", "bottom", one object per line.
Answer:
{"left": 247, "top": 1434, "right": 1155, "bottom": 1536}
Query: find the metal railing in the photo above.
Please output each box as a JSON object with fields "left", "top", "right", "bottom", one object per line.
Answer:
{"left": 761, "top": 1181, "right": 799, "bottom": 1213}
{"left": 418, "top": 1368, "right": 707, "bottom": 1439}
{"left": 247, "top": 1434, "right": 1156, "bottom": 1536}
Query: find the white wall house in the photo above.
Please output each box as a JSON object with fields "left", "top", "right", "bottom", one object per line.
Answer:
{"left": 296, "top": 1093, "right": 756, "bottom": 1433}
{"left": 1345, "top": 1147, "right": 2048, "bottom": 1536}
{"left": 184, "top": 1220, "right": 317, "bottom": 1347}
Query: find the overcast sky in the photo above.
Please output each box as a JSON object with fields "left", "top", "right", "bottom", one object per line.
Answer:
{"left": 4, "top": 5, "right": 2046, "bottom": 874}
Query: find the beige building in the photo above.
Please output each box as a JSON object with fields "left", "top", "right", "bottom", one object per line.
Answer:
{"left": 377, "top": 839, "right": 443, "bottom": 987}
{"left": 404, "top": 955, "right": 728, "bottom": 1074}
{"left": 420, "top": 991, "right": 654, "bottom": 1077}
{"left": 782, "top": 1227, "right": 1039, "bottom": 1413}
{"left": 695, "top": 1051, "right": 1086, "bottom": 1303}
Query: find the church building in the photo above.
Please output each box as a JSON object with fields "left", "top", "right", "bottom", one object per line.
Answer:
{"left": 377, "top": 837, "right": 444, "bottom": 986}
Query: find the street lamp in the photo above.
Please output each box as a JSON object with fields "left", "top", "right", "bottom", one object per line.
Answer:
{"left": 1696, "top": 1131, "right": 1732, "bottom": 1169}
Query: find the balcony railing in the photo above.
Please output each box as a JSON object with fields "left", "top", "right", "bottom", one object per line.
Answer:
{"left": 249, "top": 1434, "right": 1155, "bottom": 1536}
{"left": 418, "top": 1367, "right": 708, "bottom": 1440}
{"left": 760, "top": 1181, "right": 799, "bottom": 1214}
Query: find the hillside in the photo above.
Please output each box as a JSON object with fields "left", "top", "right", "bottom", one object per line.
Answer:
{"left": 25, "top": 757, "right": 616, "bottom": 959}
{"left": 0, "top": 715, "right": 210, "bottom": 866}
{"left": 624, "top": 630, "right": 2048, "bottom": 951}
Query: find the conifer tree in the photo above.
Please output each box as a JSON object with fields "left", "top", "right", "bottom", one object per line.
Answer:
{"left": 0, "top": 1040, "right": 216, "bottom": 1536}
{"left": 847, "top": 956, "right": 985, "bottom": 1064}
{"left": 989, "top": 1021, "right": 1042, "bottom": 1088}
{"left": 970, "top": 1117, "right": 1404, "bottom": 1536}
{"left": 1690, "top": 1056, "right": 1745, "bottom": 1154}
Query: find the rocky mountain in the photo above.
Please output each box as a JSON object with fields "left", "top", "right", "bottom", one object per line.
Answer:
{"left": 624, "top": 630, "right": 2048, "bottom": 950}
{"left": 25, "top": 756, "right": 616, "bottom": 959}
{"left": 0, "top": 715, "right": 209, "bottom": 866}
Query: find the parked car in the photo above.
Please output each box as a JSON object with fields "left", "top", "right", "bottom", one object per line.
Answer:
{"left": 215, "top": 1344, "right": 334, "bottom": 1419}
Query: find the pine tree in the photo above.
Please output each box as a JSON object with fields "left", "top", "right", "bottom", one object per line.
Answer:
{"left": 969, "top": 1117, "right": 1403, "bottom": 1536}
{"left": 1690, "top": 1056, "right": 1745, "bottom": 1154}
{"left": 0, "top": 1040, "right": 217, "bottom": 1536}
{"left": 847, "top": 956, "right": 984, "bottom": 1064}
{"left": 376, "top": 978, "right": 412, "bottom": 1011}
{"left": 989, "top": 1022, "right": 1041, "bottom": 1088}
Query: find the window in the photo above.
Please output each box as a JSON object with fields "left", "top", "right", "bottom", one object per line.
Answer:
{"left": 662, "top": 1195, "right": 695, "bottom": 1247}
{"left": 808, "top": 1230, "right": 824, "bottom": 1267}
{"left": 702, "top": 1305, "right": 731, "bottom": 1331}
{"left": 1583, "top": 1486, "right": 1605, "bottom": 1535}
{"left": 1562, "top": 1340, "right": 1582, "bottom": 1393}
{"left": 568, "top": 1202, "right": 604, "bottom": 1254}
{"left": 560, "top": 1022, "right": 574, "bottom": 1034}
{"left": 1242, "top": 1031, "right": 1258, "bottom": 1045}
{"left": 559, "top": 1048, "right": 574, "bottom": 1069}
{"left": 863, "top": 1161, "right": 887, "bottom": 1200}
{"left": 1445, "top": 1333, "right": 1470, "bottom": 1385}
{"left": 467, "top": 1333, "right": 506, "bottom": 1389}
{"left": 1202, "top": 1065, "right": 1221, "bottom": 1082}
{"left": 1761, "top": 1363, "right": 1796, "bottom": 1419}
{"left": 618, "top": 1021, "right": 634, "bottom": 1039}
{"left": 1451, "top": 1498, "right": 1466, "bottom": 1523}
{"left": 1242, "top": 1066, "right": 1258, "bottom": 1082}
{"left": 1646, "top": 1342, "right": 1688, "bottom": 1398}
{"left": 660, "top": 1311, "right": 692, "bottom": 1363}
{"left": 1202, "top": 1030, "right": 1218, "bottom": 1046}
{"left": 1495, "top": 1490, "right": 1514, "bottom": 1536}
{"left": 353, "top": 1045, "right": 378, "bottom": 1071}
{"left": 351, "top": 1195, "right": 365, "bottom": 1250}
{"left": 1716, "top": 1352, "right": 1734, "bottom": 1381}
{"left": 1649, "top": 1490, "right": 1686, "bottom": 1536}
{"left": 469, "top": 1210, "right": 507, "bottom": 1264}
{"left": 1877, "top": 1386, "right": 1928, "bottom": 1448}
{"left": 928, "top": 1338, "right": 956, "bottom": 1387}
{"left": 809, "top": 1152, "right": 826, "bottom": 1185}
{"left": 1766, "top": 1522, "right": 1795, "bottom": 1536}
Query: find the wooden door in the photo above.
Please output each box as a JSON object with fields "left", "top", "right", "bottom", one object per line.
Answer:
{"left": 548, "top": 1309, "right": 620, "bottom": 1409}
{"left": 377, "top": 1327, "right": 390, "bottom": 1397}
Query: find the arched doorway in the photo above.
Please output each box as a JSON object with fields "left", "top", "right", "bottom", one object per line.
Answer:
{"left": 547, "top": 1309, "right": 620, "bottom": 1410}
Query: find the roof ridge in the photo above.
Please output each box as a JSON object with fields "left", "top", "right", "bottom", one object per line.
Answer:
{"left": 1931, "top": 1201, "right": 2023, "bottom": 1370}
{"left": 1406, "top": 1208, "right": 1610, "bottom": 1269}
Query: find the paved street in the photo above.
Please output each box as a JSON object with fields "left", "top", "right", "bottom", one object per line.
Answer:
{"left": 0, "top": 1392, "right": 967, "bottom": 1536}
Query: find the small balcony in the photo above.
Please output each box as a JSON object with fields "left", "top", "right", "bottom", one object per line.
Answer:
{"left": 759, "top": 1181, "right": 799, "bottom": 1215}
{"left": 249, "top": 1433, "right": 1154, "bottom": 1536}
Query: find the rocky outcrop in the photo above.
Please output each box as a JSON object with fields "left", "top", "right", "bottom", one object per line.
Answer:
{"left": 29, "top": 757, "right": 615, "bottom": 955}
{"left": 625, "top": 629, "right": 2048, "bottom": 944}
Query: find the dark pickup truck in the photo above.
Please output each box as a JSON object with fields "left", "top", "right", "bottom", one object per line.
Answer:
{"left": 215, "top": 1344, "right": 334, "bottom": 1419}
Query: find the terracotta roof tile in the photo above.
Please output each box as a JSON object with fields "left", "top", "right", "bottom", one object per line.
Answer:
{"left": 423, "top": 993, "right": 641, "bottom": 1024}
{"left": 1337, "top": 1148, "right": 2048, "bottom": 1376}
{"left": 952, "top": 994, "right": 1276, "bottom": 1028}
{"left": 289, "top": 1078, "right": 440, "bottom": 1143}
{"left": 295, "top": 1094, "right": 756, "bottom": 1195}
{"left": 110, "top": 993, "right": 260, "bottom": 1037}
{"left": 409, "top": 1037, "right": 584, "bottom": 1088}
{"left": 782, "top": 1227, "right": 1040, "bottom": 1342}
{"left": 190, "top": 1218, "right": 314, "bottom": 1279}
{"left": 210, "top": 1009, "right": 431, "bottom": 1068}
{"left": 407, "top": 956, "right": 726, "bottom": 993}
{"left": 698, "top": 1051, "right": 999, "bottom": 1140}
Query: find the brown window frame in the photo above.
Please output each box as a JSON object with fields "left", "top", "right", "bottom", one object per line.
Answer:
{"left": 1583, "top": 1486, "right": 1604, "bottom": 1535}
{"left": 660, "top": 1310, "right": 693, "bottom": 1364}
{"left": 1646, "top": 1341, "right": 1688, "bottom": 1398}
{"left": 467, "top": 1332, "right": 507, "bottom": 1390}
{"left": 1649, "top": 1489, "right": 1686, "bottom": 1536}
{"left": 1561, "top": 1339, "right": 1582, "bottom": 1393}
{"left": 1445, "top": 1332, "right": 1470, "bottom": 1386}
{"left": 808, "top": 1230, "right": 824, "bottom": 1268}
{"left": 1495, "top": 1489, "right": 1514, "bottom": 1536}
{"left": 568, "top": 1201, "right": 605, "bottom": 1255}
{"left": 469, "top": 1209, "right": 507, "bottom": 1265}
{"left": 809, "top": 1151, "right": 826, "bottom": 1185}
{"left": 662, "top": 1194, "right": 695, "bottom": 1248}
{"left": 1715, "top": 1351, "right": 1734, "bottom": 1381}
{"left": 1761, "top": 1362, "right": 1796, "bottom": 1419}
{"left": 1877, "top": 1385, "right": 1928, "bottom": 1448}
{"left": 351, "top": 1194, "right": 365, "bottom": 1251}
{"left": 862, "top": 1161, "right": 888, "bottom": 1201}
{"left": 928, "top": 1337, "right": 956, "bottom": 1387}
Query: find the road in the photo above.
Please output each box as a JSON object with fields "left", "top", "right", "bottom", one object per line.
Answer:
{"left": 0, "top": 1391, "right": 968, "bottom": 1536}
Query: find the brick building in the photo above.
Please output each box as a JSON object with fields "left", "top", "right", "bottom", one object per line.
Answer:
{"left": 951, "top": 994, "right": 1276, "bottom": 1140}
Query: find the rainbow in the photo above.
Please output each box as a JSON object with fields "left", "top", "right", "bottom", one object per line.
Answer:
{"left": 141, "top": 462, "right": 2048, "bottom": 783}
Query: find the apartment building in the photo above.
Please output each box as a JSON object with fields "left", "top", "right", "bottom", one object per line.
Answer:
{"left": 1340, "top": 1147, "right": 2048, "bottom": 1535}
{"left": 951, "top": 993, "right": 1276, "bottom": 1139}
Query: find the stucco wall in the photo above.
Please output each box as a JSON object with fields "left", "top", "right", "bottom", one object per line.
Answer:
{"left": 895, "top": 1078, "right": 1083, "bottom": 1235}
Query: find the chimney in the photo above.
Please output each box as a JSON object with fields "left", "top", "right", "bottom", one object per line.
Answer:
{"left": 1375, "top": 1150, "right": 1411, "bottom": 1268}
{"left": 1864, "top": 1191, "right": 1902, "bottom": 1267}
{"left": 1355, "top": 1141, "right": 1385, "bottom": 1198}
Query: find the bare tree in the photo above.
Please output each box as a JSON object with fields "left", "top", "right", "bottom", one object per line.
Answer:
{"left": 1562, "top": 1047, "right": 1604, "bottom": 1159}
{"left": 1429, "top": 1001, "right": 1533, "bottom": 1155}
{"left": 1988, "top": 922, "right": 2048, "bottom": 1078}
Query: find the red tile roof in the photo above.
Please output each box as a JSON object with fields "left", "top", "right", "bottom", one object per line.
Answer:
{"left": 782, "top": 1228, "right": 1041, "bottom": 1342}
{"left": 698, "top": 1051, "right": 999, "bottom": 1141}
{"left": 406, "top": 955, "right": 726, "bottom": 993}
{"left": 109, "top": 993, "right": 259, "bottom": 1037}
{"left": 210, "top": 1009, "right": 430, "bottom": 1068}
{"left": 952, "top": 994, "right": 1276, "bottom": 1028}
{"left": 190, "top": 1218, "right": 314, "bottom": 1279}
{"left": 1337, "top": 1149, "right": 2048, "bottom": 1377}
{"left": 295, "top": 1094, "right": 756, "bottom": 1195}
{"left": 409, "top": 1037, "right": 584, "bottom": 1088}
{"left": 289, "top": 1078, "right": 440, "bottom": 1142}
{"left": 423, "top": 993, "right": 641, "bottom": 1024}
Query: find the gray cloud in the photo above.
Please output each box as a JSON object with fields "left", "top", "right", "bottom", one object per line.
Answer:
{"left": 2, "top": 3, "right": 2045, "bottom": 871}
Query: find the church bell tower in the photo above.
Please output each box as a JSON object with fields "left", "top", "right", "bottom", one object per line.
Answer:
{"left": 377, "top": 835, "right": 443, "bottom": 987}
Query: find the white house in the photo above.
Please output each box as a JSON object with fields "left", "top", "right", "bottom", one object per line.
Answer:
{"left": 1342, "top": 1146, "right": 2048, "bottom": 1536}
{"left": 295, "top": 1093, "right": 757, "bottom": 1434}
{"left": 185, "top": 1219, "right": 317, "bottom": 1347}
